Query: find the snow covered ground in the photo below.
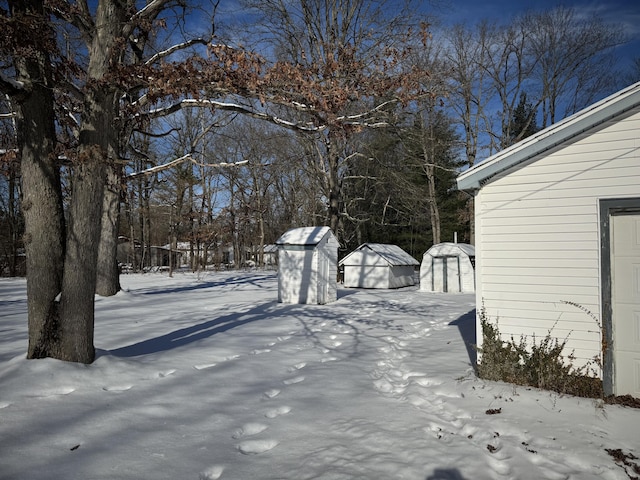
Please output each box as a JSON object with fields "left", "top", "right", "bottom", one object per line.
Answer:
{"left": 0, "top": 271, "right": 638, "bottom": 480}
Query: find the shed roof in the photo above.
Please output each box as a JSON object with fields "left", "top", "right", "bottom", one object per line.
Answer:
{"left": 425, "top": 242, "right": 475, "bottom": 258}
{"left": 340, "top": 243, "right": 419, "bottom": 267}
{"left": 275, "top": 226, "right": 333, "bottom": 246}
{"left": 456, "top": 81, "right": 640, "bottom": 191}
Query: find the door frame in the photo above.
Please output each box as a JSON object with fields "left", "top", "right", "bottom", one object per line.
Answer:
{"left": 599, "top": 197, "right": 640, "bottom": 396}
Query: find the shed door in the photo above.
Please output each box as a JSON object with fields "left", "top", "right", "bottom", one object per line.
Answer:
{"left": 432, "top": 256, "right": 460, "bottom": 293}
{"left": 611, "top": 214, "right": 640, "bottom": 397}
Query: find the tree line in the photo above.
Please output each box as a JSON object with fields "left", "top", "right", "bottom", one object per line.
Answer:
{"left": 0, "top": 0, "right": 634, "bottom": 363}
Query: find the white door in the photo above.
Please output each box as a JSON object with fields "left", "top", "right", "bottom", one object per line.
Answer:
{"left": 432, "top": 257, "right": 444, "bottom": 292}
{"left": 446, "top": 257, "right": 460, "bottom": 293}
{"left": 611, "top": 214, "right": 640, "bottom": 397}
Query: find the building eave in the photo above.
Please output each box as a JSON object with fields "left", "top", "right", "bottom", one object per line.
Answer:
{"left": 456, "top": 82, "right": 640, "bottom": 191}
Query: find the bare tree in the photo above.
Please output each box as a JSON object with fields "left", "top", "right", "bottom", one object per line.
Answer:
{"left": 234, "top": 0, "right": 427, "bottom": 240}
{"left": 524, "top": 6, "right": 625, "bottom": 127}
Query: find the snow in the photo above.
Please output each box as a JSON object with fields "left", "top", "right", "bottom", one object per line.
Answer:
{"left": 0, "top": 271, "right": 638, "bottom": 480}
{"left": 276, "top": 226, "right": 332, "bottom": 246}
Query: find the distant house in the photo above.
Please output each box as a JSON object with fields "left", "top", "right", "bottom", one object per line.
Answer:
{"left": 262, "top": 244, "right": 278, "bottom": 267}
{"left": 456, "top": 82, "right": 640, "bottom": 397}
{"left": 275, "top": 226, "right": 338, "bottom": 304}
{"left": 340, "top": 243, "right": 419, "bottom": 289}
{"left": 421, "top": 242, "right": 475, "bottom": 293}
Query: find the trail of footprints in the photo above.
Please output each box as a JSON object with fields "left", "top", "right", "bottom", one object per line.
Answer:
{"left": 369, "top": 315, "right": 583, "bottom": 480}
{"left": 197, "top": 319, "right": 347, "bottom": 478}
{"left": 232, "top": 354, "right": 307, "bottom": 456}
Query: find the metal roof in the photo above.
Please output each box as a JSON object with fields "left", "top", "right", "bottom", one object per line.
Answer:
{"left": 456, "top": 82, "right": 640, "bottom": 191}
{"left": 275, "top": 226, "right": 334, "bottom": 246}
{"left": 340, "top": 243, "right": 419, "bottom": 266}
{"left": 424, "top": 242, "right": 475, "bottom": 258}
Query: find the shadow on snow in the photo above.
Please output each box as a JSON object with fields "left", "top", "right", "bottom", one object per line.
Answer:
{"left": 448, "top": 309, "right": 477, "bottom": 370}
{"left": 109, "top": 301, "right": 280, "bottom": 357}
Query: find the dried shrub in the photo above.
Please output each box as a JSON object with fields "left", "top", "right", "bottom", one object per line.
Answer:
{"left": 476, "top": 307, "right": 603, "bottom": 398}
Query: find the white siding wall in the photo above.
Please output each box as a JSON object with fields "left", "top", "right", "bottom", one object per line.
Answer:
{"left": 344, "top": 265, "right": 390, "bottom": 288}
{"left": 476, "top": 110, "right": 640, "bottom": 369}
{"left": 278, "top": 248, "right": 317, "bottom": 303}
{"left": 387, "top": 266, "right": 416, "bottom": 288}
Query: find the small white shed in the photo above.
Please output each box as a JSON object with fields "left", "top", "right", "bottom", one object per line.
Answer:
{"left": 275, "top": 226, "right": 338, "bottom": 304}
{"left": 420, "top": 243, "right": 475, "bottom": 293}
{"left": 456, "top": 82, "right": 640, "bottom": 398}
{"left": 340, "top": 243, "right": 419, "bottom": 289}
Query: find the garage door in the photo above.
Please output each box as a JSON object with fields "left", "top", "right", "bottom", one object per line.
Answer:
{"left": 611, "top": 213, "right": 640, "bottom": 397}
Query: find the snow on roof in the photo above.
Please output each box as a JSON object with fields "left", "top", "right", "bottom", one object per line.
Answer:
{"left": 341, "top": 243, "right": 419, "bottom": 266}
{"left": 275, "top": 226, "right": 333, "bottom": 246}
{"left": 457, "top": 81, "right": 640, "bottom": 190}
{"left": 424, "top": 242, "right": 475, "bottom": 258}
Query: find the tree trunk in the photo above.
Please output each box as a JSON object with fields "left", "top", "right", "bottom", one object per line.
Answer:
{"left": 58, "top": 149, "right": 105, "bottom": 363}
{"left": 96, "top": 163, "right": 122, "bottom": 296}
{"left": 57, "top": 0, "right": 126, "bottom": 363}
{"left": 326, "top": 133, "right": 341, "bottom": 236}
{"left": 9, "top": 0, "right": 66, "bottom": 359}
{"left": 425, "top": 162, "right": 441, "bottom": 245}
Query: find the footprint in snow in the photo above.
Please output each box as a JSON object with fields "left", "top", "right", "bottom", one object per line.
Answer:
{"left": 236, "top": 439, "right": 279, "bottom": 455}
{"left": 264, "top": 405, "right": 291, "bottom": 418}
{"left": 193, "top": 363, "right": 217, "bottom": 370}
{"left": 35, "top": 386, "right": 76, "bottom": 397}
{"left": 199, "top": 465, "right": 225, "bottom": 480}
{"left": 263, "top": 388, "right": 281, "bottom": 399}
{"left": 102, "top": 385, "right": 132, "bottom": 392}
{"left": 232, "top": 422, "right": 269, "bottom": 439}
{"left": 250, "top": 348, "right": 271, "bottom": 355}
{"left": 283, "top": 375, "right": 305, "bottom": 385}
{"left": 320, "top": 356, "right": 338, "bottom": 363}
{"left": 287, "top": 362, "right": 306, "bottom": 372}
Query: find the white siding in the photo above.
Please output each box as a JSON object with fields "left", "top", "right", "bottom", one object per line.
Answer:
{"left": 476, "top": 110, "right": 640, "bottom": 369}
{"left": 276, "top": 227, "right": 338, "bottom": 304}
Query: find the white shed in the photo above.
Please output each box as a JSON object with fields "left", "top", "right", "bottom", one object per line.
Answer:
{"left": 456, "top": 82, "right": 640, "bottom": 398}
{"left": 420, "top": 243, "right": 475, "bottom": 293}
{"left": 275, "top": 226, "right": 338, "bottom": 304}
{"left": 340, "top": 243, "right": 419, "bottom": 289}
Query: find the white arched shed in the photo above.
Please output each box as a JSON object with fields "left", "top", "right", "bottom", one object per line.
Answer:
{"left": 275, "top": 226, "right": 338, "bottom": 305}
{"left": 340, "top": 243, "right": 419, "bottom": 289}
{"left": 420, "top": 243, "right": 475, "bottom": 293}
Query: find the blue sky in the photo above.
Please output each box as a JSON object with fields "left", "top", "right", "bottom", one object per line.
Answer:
{"left": 433, "top": 0, "right": 640, "bottom": 71}
{"left": 214, "top": 0, "right": 639, "bottom": 73}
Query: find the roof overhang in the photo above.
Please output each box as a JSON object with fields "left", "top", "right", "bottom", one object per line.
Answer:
{"left": 456, "top": 82, "right": 640, "bottom": 191}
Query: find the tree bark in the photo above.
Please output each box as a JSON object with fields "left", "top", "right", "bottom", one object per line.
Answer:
{"left": 96, "top": 164, "right": 122, "bottom": 296}
{"left": 7, "top": 0, "right": 66, "bottom": 359}
{"left": 326, "top": 133, "right": 341, "bottom": 236}
{"left": 57, "top": 0, "right": 126, "bottom": 363}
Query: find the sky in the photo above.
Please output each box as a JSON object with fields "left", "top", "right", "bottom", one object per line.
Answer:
{"left": 1, "top": 270, "right": 639, "bottom": 479}
{"left": 213, "top": 0, "right": 640, "bottom": 81}
{"left": 431, "top": 0, "right": 640, "bottom": 72}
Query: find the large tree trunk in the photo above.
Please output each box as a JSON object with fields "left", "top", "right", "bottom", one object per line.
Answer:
{"left": 96, "top": 164, "right": 122, "bottom": 296}
{"left": 9, "top": 0, "right": 66, "bottom": 359}
{"left": 58, "top": 149, "right": 105, "bottom": 363}
{"left": 56, "top": 0, "right": 125, "bottom": 363}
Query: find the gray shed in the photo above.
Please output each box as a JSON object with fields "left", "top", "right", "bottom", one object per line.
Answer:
{"left": 340, "top": 243, "right": 419, "bottom": 289}
{"left": 275, "top": 226, "right": 338, "bottom": 304}
{"left": 420, "top": 242, "right": 475, "bottom": 293}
